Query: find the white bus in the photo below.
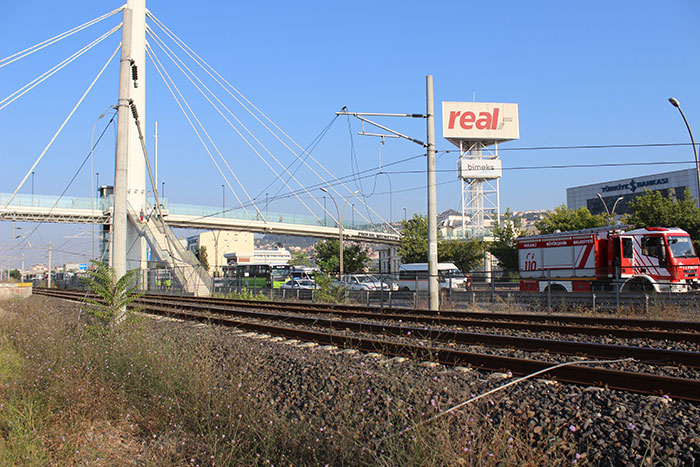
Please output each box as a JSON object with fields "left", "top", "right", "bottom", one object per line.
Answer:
{"left": 397, "top": 263, "right": 469, "bottom": 291}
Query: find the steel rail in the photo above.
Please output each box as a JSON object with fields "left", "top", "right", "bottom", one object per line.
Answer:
{"left": 132, "top": 295, "right": 700, "bottom": 369}
{"left": 33, "top": 288, "right": 700, "bottom": 331}
{"left": 160, "top": 292, "right": 700, "bottom": 332}
{"left": 35, "top": 288, "right": 700, "bottom": 368}
{"left": 34, "top": 288, "right": 700, "bottom": 342}
{"left": 157, "top": 293, "right": 700, "bottom": 343}
{"left": 133, "top": 302, "right": 700, "bottom": 403}
{"left": 34, "top": 288, "right": 700, "bottom": 402}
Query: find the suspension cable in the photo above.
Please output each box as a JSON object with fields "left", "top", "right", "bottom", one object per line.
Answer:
{"left": 146, "top": 12, "right": 395, "bottom": 231}
{"left": 0, "top": 24, "right": 121, "bottom": 111}
{"left": 0, "top": 6, "right": 123, "bottom": 68}
{"left": 147, "top": 27, "right": 322, "bottom": 223}
{"left": 0, "top": 23, "right": 121, "bottom": 110}
{"left": 4, "top": 43, "right": 121, "bottom": 209}
{"left": 145, "top": 43, "right": 253, "bottom": 217}
{"left": 6, "top": 110, "right": 117, "bottom": 251}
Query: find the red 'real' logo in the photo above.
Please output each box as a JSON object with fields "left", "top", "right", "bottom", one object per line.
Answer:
{"left": 447, "top": 108, "right": 500, "bottom": 130}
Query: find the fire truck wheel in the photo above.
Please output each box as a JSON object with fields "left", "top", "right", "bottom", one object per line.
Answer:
{"left": 543, "top": 284, "right": 567, "bottom": 294}
{"left": 623, "top": 278, "right": 655, "bottom": 294}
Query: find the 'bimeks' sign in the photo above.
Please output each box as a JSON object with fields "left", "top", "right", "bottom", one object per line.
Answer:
{"left": 442, "top": 102, "right": 519, "bottom": 146}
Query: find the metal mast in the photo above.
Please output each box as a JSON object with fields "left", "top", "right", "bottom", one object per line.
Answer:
{"left": 426, "top": 75, "right": 439, "bottom": 311}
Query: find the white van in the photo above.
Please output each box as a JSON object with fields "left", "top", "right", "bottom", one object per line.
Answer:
{"left": 397, "top": 263, "right": 469, "bottom": 291}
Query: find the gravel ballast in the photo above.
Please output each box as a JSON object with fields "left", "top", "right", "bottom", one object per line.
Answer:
{"left": 153, "top": 315, "right": 699, "bottom": 466}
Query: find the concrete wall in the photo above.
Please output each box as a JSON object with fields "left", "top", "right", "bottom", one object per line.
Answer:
{"left": 0, "top": 283, "right": 33, "bottom": 300}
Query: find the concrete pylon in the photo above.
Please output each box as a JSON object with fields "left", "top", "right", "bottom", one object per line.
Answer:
{"left": 112, "top": 0, "right": 147, "bottom": 277}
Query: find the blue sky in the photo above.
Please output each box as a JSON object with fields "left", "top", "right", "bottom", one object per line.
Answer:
{"left": 1, "top": 0, "right": 699, "bottom": 266}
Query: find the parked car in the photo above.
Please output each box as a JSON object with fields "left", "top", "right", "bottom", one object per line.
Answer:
{"left": 397, "top": 263, "right": 470, "bottom": 291}
{"left": 280, "top": 279, "right": 317, "bottom": 290}
{"left": 339, "top": 274, "right": 391, "bottom": 291}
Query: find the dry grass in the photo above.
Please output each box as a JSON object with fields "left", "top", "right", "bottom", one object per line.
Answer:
{"left": 0, "top": 296, "right": 579, "bottom": 466}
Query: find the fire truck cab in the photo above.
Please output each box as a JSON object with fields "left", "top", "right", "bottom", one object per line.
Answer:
{"left": 518, "top": 226, "right": 700, "bottom": 293}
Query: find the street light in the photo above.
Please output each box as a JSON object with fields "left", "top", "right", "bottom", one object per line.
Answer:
{"left": 90, "top": 112, "right": 106, "bottom": 262}
{"left": 669, "top": 97, "right": 699, "bottom": 207}
{"left": 222, "top": 184, "right": 225, "bottom": 215}
{"left": 403, "top": 207, "right": 407, "bottom": 222}
{"left": 596, "top": 193, "right": 624, "bottom": 216}
{"left": 320, "top": 188, "right": 359, "bottom": 278}
{"left": 31, "top": 171, "right": 35, "bottom": 202}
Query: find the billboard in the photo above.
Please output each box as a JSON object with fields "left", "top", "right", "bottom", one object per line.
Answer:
{"left": 458, "top": 158, "right": 502, "bottom": 180}
{"left": 443, "top": 102, "right": 519, "bottom": 146}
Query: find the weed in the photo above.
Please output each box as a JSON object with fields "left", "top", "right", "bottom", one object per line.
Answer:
{"left": 80, "top": 260, "right": 142, "bottom": 327}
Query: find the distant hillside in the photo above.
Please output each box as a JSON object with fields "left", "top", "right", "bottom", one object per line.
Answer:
{"left": 255, "top": 233, "right": 318, "bottom": 249}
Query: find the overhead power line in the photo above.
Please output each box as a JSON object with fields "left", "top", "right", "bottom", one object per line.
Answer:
{"left": 441, "top": 142, "right": 698, "bottom": 153}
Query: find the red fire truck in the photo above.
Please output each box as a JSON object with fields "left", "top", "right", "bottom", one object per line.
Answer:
{"left": 518, "top": 226, "right": 700, "bottom": 293}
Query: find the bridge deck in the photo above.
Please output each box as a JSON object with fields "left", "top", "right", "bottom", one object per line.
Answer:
{"left": 0, "top": 193, "right": 400, "bottom": 245}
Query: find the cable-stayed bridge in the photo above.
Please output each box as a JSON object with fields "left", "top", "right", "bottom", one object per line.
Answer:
{"left": 1, "top": 1, "right": 402, "bottom": 294}
{"left": 0, "top": 193, "right": 400, "bottom": 243}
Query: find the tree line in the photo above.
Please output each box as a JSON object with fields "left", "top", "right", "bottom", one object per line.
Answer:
{"left": 198, "top": 189, "right": 700, "bottom": 279}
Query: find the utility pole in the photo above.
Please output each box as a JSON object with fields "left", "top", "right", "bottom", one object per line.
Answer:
{"left": 47, "top": 240, "right": 52, "bottom": 288}
{"left": 426, "top": 75, "right": 438, "bottom": 311}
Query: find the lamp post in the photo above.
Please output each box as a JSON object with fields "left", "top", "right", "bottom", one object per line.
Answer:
{"left": 90, "top": 112, "right": 105, "bottom": 262}
{"left": 669, "top": 97, "right": 699, "bottom": 207}
{"left": 161, "top": 181, "right": 165, "bottom": 199}
{"left": 222, "top": 184, "right": 225, "bottom": 215}
{"left": 320, "top": 188, "right": 358, "bottom": 278}
{"left": 403, "top": 207, "right": 407, "bottom": 222}
{"left": 31, "top": 171, "right": 35, "bottom": 202}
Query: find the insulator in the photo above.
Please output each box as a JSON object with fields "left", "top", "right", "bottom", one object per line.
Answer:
{"left": 130, "top": 103, "right": 139, "bottom": 121}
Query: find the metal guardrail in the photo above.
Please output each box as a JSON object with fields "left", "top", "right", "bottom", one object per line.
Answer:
{"left": 205, "top": 283, "right": 700, "bottom": 312}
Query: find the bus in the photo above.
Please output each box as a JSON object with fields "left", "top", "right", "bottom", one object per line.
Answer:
{"left": 220, "top": 264, "right": 313, "bottom": 289}
{"left": 396, "top": 263, "right": 469, "bottom": 291}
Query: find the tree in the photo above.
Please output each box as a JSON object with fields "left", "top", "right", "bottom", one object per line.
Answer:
{"left": 313, "top": 239, "right": 370, "bottom": 274}
{"left": 438, "top": 239, "right": 486, "bottom": 274}
{"left": 312, "top": 272, "right": 346, "bottom": 303}
{"left": 80, "top": 260, "right": 141, "bottom": 327}
{"left": 195, "top": 245, "right": 209, "bottom": 272}
{"left": 489, "top": 209, "right": 522, "bottom": 279}
{"left": 398, "top": 214, "right": 429, "bottom": 263}
{"left": 535, "top": 205, "right": 609, "bottom": 234}
{"left": 627, "top": 188, "right": 700, "bottom": 250}
{"left": 9, "top": 269, "right": 21, "bottom": 281}
{"left": 289, "top": 250, "right": 313, "bottom": 267}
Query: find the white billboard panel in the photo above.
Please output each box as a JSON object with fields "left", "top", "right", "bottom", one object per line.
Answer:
{"left": 459, "top": 158, "right": 502, "bottom": 180}
{"left": 443, "top": 102, "right": 519, "bottom": 146}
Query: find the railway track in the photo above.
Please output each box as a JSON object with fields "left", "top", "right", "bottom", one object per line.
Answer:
{"left": 34, "top": 288, "right": 700, "bottom": 402}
